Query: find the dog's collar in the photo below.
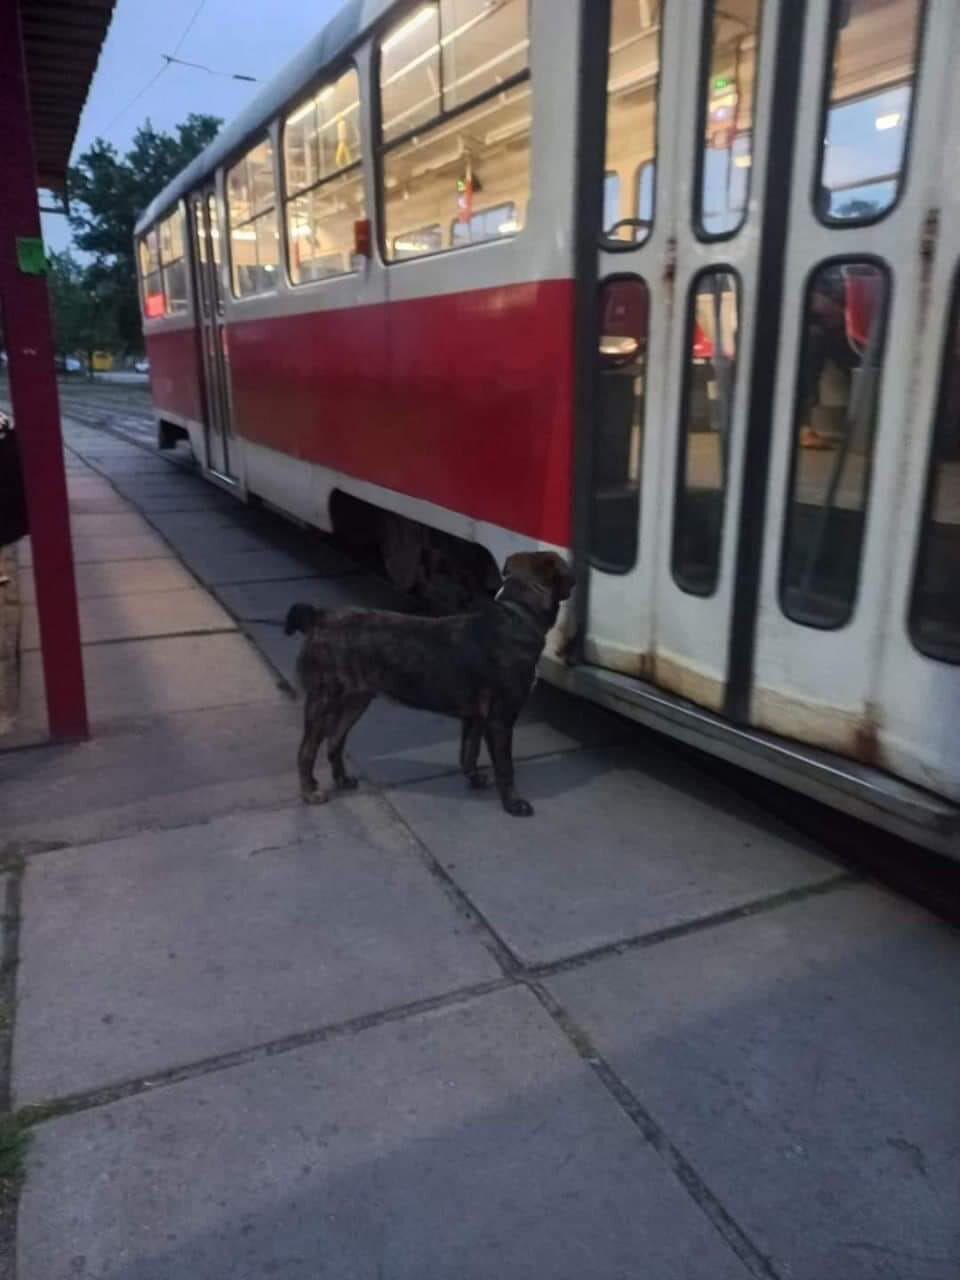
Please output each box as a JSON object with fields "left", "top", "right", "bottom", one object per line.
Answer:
{"left": 495, "top": 593, "right": 548, "bottom": 639}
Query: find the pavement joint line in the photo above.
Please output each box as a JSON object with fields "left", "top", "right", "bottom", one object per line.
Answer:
{"left": 16, "top": 977, "right": 513, "bottom": 1127}
{"left": 22, "top": 627, "right": 241, "bottom": 654}
{"left": 378, "top": 794, "right": 818, "bottom": 1280}
{"left": 524, "top": 977, "right": 785, "bottom": 1280}
{"left": 527, "top": 871, "right": 861, "bottom": 980}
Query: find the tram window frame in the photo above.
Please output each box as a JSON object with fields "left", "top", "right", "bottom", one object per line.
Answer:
{"left": 138, "top": 227, "right": 164, "bottom": 319}
{"left": 590, "top": 272, "right": 651, "bottom": 575}
{"left": 281, "top": 63, "right": 366, "bottom": 288}
{"left": 909, "top": 266, "right": 960, "bottom": 664}
{"left": 602, "top": 0, "right": 663, "bottom": 248}
{"left": 691, "top": 0, "right": 764, "bottom": 244}
{"left": 778, "top": 254, "right": 891, "bottom": 631}
{"left": 158, "top": 205, "right": 190, "bottom": 316}
{"left": 671, "top": 265, "right": 742, "bottom": 598}
{"left": 812, "top": 0, "right": 930, "bottom": 230}
{"left": 374, "top": 0, "right": 532, "bottom": 265}
{"left": 226, "top": 134, "right": 280, "bottom": 300}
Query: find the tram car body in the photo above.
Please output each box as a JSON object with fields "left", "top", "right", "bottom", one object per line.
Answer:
{"left": 135, "top": 0, "right": 960, "bottom": 856}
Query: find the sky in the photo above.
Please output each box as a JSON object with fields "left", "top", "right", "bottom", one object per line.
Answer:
{"left": 43, "top": 0, "right": 343, "bottom": 254}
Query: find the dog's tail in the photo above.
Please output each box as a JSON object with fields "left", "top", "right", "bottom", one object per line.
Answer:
{"left": 284, "top": 603, "right": 321, "bottom": 636}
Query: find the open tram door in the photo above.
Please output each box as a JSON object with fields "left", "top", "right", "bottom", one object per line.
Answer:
{"left": 563, "top": 0, "right": 960, "bottom": 843}
{"left": 190, "top": 186, "right": 237, "bottom": 483}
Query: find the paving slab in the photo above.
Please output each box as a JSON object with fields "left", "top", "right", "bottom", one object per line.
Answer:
{"left": 17, "top": 632, "right": 286, "bottom": 729}
{"left": 19, "top": 987, "right": 747, "bottom": 1280}
{"left": 389, "top": 746, "right": 837, "bottom": 965}
{"left": 17, "top": 558, "right": 198, "bottom": 604}
{"left": 14, "top": 795, "right": 502, "bottom": 1104}
{"left": 20, "top": 588, "right": 234, "bottom": 650}
{"left": 176, "top": 541, "right": 355, "bottom": 586}
{"left": 68, "top": 512, "right": 150, "bottom": 538}
{"left": 217, "top": 571, "right": 408, "bottom": 625}
{"left": 19, "top": 532, "right": 171, "bottom": 566}
{"left": 546, "top": 884, "right": 960, "bottom": 1280}
{"left": 0, "top": 701, "right": 302, "bottom": 847}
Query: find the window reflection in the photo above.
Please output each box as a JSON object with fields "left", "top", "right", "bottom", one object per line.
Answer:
{"left": 781, "top": 261, "right": 889, "bottom": 627}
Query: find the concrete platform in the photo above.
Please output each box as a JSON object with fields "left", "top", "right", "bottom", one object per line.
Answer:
{"left": 18, "top": 531, "right": 171, "bottom": 564}
{"left": 14, "top": 795, "right": 501, "bottom": 1104}
{"left": 0, "top": 702, "right": 302, "bottom": 847}
{"left": 20, "top": 588, "right": 233, "bottom": 649}
{"left": 19, "top": 988, "right": 746, "bottom": 1280}
{"left": 17, "top": 632, "right": 286, "bottom": 729}
{"left": 17, "top": 557, "right": 198, "bottom": 603}
{"left": 547, "top": 885, "right": 960, "bottom": 1280}
{"left": 389, "top": 746, "right": 837, "bottom": 965}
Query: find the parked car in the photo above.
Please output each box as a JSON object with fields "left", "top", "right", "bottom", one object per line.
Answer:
{"left": 134, "top": 358, "right": 150, "bottom": 374}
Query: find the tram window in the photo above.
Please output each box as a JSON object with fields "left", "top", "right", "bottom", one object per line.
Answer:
{"left": 604, "top": 0, "right": 660, "bottom": 245}
{"left": 695, "top": 1, "right": 761, "bottom": 239}
{"left": 673, "top": 268, "right": 740, "bottom": 596}
{"left": 910, "top": 272, "right": 960, "bottom": 662}
{"left": 440, "top": 0, "right": 529, "bottom": 113}
{"left": 138, "top": 229, "right": 164, "bottom": 319}
{"left": 393, "top": 225, "right": 443, "bottom": 258}
{"left": 451, "top": 202, "right": 518, "bottom": 246}
{"left": 592, "top": 276, "right": 650, "bottom": 573}
{"left": 780, "top": 260, "right": 889, "bottom": 628}
{"left": 284, "top": 67, "right": 365, "bottom": 285}
{"left": 604, "top": 173, "right": 620, "bottom": 233}
{"left": 636, "top": 162, "right": 654, "bottom": 228}
{"left": 817, "top": 0, "right": 925, "bottom": 224}
{"left": 227, "top": 137, "right": 279, "bottom": 297}
{"left": 379, "top": 0, "right": 530, "bottom": 261}
{"left": 158, "top": 207, "right": 189, "bottom": 315}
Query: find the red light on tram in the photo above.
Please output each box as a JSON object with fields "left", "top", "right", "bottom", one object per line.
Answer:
{"left": 354, "top": 219, "right": 372, "bottom": 260}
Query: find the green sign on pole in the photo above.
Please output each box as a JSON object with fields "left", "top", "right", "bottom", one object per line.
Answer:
{"left": 16, "top": 236, "right": 47, "bottom": 276}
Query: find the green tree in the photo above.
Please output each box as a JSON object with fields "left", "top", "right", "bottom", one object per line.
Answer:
{"left": 47, "top": 251, "right": 117, "bottom": 371}
{"left": 67, "top": 113, "right": 221, "bottom": 352}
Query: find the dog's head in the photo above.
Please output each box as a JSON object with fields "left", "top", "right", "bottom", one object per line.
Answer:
{"left": 501, "top": 551, "right": 576, "bottom": 614}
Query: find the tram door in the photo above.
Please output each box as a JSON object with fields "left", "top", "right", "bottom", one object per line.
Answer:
{"left": 583, "top": 0, "right": 777, "bottom": 714}
{"left": 190, "top": 187, "right": 235, "bottom": 480}
{"left": 582, "top": 0, "right": 957, "bottom": 753}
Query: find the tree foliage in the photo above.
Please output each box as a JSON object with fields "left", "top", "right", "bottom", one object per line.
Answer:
{"left": 46, "top": 251, "right": 117, "bottom": 365}
{"left": 66, "top": 114, "right": 221, "bottom": 352}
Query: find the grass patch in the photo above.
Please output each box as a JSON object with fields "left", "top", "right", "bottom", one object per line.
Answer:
{"left": 0, "top": 1117, "right": 30, "bottom": 1202}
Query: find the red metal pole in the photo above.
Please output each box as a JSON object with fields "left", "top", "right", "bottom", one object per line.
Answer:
{"left": 0, "top": 0, "right": 88, "bottom": 740}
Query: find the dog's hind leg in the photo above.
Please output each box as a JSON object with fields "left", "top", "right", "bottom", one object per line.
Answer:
{"left": 460, "top": 718, "right": 488, "bottom": 789}
{"left": 326, "top": 694, "right": 372, "bottom": 791}
{"left": 484, "top": 715, "right": 534, "bottom": 817}
{"left": 298, "top": 693, "right": 330, "bottom": 804}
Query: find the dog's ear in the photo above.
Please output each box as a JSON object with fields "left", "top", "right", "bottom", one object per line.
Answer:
{"left": 503, "top": 552, "right": 575, "bottom": 604}
{"left": 543, "top": 554, "right": 576, "bottom": 604}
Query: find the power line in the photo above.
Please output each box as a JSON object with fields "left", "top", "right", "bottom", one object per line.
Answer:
{"left": 162, "top": 54, "right": 257, "bottom": 83}
{"left": 170, "top": 0, "right": 210, "bottom": 59}
{"left": 96, "top": 0, "right": 219, "bottom": 138}
{"left": 101, "top": 62, "right": 171, "bottom": 137}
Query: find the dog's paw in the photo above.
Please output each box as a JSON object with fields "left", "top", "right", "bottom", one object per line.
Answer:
{"left": 504, "top": 795, "right": 534, "bottom": 818}
{"left": 335, "top": 774, "right": 359, "bottom": 791}
{"left": 467, "top": 770, "right": 490, "bottom": 790}
{"left": 301, "top": 787, "right": 330, "bottom": 806}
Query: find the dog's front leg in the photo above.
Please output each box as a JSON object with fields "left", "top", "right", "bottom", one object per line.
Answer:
{"left": 460, "top": 717, "right": 488, "bottom": 789}
{"left": 484, "top": 716, "right": 533, "bottom": 817}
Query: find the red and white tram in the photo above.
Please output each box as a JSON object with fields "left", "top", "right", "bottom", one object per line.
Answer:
{"left": 135, "top": 0, "right": 960, "bottom": 856}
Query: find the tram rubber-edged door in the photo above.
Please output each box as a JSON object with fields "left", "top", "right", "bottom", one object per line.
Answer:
{"left": 582, "top": 0, "right": 783, "bottom": 715}
{"left": 747, "top": 0, "right": 960, "bottom": 792}
{"left": 190, "top": 187, "right": 235, "bottom": 480}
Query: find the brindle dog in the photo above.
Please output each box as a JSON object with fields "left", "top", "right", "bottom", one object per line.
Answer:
{"left": 285, "top": 551, "right": 575, "bottom": 816}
